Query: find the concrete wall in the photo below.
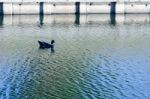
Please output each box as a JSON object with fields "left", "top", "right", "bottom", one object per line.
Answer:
{"left": 86, "top": 3, "right": 110, "bottom": 14}
{"left": 3, "top": 3, "right": 39, "bottom": 14}
{"left": 125, "top": 3, "right": 150, "bottom": 13}
{"left": 1, "top": 2, "right": 150, "bottom": 14}
{"left": 50, "top": 3, "right": 75, "bottom": 14}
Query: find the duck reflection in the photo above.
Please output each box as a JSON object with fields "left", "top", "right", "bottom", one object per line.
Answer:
{"left": 51, "top": 48, "right": 55, "bottom": 53}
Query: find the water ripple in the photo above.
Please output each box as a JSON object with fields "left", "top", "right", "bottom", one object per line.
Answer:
{"left": 0, "top": 15, "right": 150, "bottom": 99}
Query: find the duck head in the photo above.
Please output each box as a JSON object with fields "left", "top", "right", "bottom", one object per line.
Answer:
{"left": 51, "top": 40, "right": 55, "bottom": 44}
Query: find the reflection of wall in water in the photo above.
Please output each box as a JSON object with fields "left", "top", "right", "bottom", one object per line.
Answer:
{"left": 75, "top": 14, "right": 80, "bottom": 25}
{"left": 1, "top": 14, "right": 150, "bottom": 26}
{"left": 0, "top": 15, "right": 3, "bottom": 26}
{"left": 124, "top": 14, "right": 150, "bottom": 24}
{"left": 39, "top": 14, "right": 44, "bottom": 26}
{"left": 110, "top": 14, "right": 116, "bottom": 25}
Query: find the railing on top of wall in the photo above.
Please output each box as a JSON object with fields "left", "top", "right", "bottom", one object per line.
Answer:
{"left": 0, "top": 0, "right": 150, "bottom": 3}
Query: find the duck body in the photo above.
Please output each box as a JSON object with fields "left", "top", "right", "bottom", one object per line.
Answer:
{"left": 38, "top": 40, "right": 55, "bottom": 49}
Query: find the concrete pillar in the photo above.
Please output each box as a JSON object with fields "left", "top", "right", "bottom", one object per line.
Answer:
{"left": 75, "top": 14, "right": 80, "bottom": 25}
{"left": 39, "top": 2, "right": 44, "bottom": 15}
{"left": 0, "top": 2, "right": 3, "bottom": 15}
{"left": 75, "top": 2, "right": 80, "bottom": 14}
{"left": 110, "top": 2, "right": 116, "bottom": 14}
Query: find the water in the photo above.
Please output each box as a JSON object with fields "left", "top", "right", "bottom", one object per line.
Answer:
{"left": 0, "top": 14, "right": 150, "bottom": 99}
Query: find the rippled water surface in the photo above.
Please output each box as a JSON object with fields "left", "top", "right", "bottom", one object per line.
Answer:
{"left": 0, "top": 14, "right": 150, "bottom": 99}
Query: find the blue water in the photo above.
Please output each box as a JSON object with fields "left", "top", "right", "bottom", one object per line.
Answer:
{"left": 0, "top": 14, "right": 150, "bottom": 99}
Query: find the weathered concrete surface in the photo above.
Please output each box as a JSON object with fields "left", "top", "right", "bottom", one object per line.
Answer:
{"left": 2, "top": 2, "right": 150, "bottom": 14}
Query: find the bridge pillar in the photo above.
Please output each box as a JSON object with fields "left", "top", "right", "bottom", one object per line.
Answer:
{"left": 0, "top": 2, "right": 3, "bottom": 15}
{"left": 39, "top": 2, "right": 44, "bottom": 15}
{"left": 75, "top": 2, "right": 80, "bottom": 14}
{"left": 110, "top": 2, "right": 116, "bottom": 14}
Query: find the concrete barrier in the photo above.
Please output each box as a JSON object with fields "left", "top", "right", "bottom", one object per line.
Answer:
{"left": 1, "top": 2, "right": 150, "bottom": 14}
{"left": 50, "top": 3, "right": 75, "bottom": 14}
{"left": 86, "top": 3, "right": 110, "bottom": 14}
{"left": 116, "top": 3, "right": 125, "bottom": 13}
{"left": 11, "top": 3, "right": 39, "bottom": 15}
{"left": 125, "top": 3, "right": 150, "bottom": 13}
